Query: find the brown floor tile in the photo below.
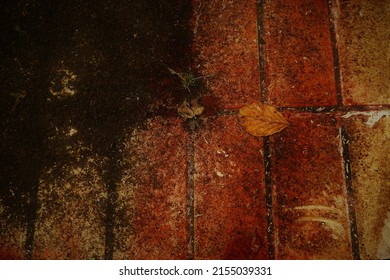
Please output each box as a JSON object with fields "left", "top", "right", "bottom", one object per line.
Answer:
{"left": 263, "top": 0, "right": 337, "bottom": 107}
{"left": 334, "top": 0, "right": 390, "bottom": 105}
{"left": 193, "top": 0, "right": 261, "bottom": 110}
{"left": 114, "top": 117, "right": 188, "bottom": 259}
{"left": 194, "top": 115, "right": 268, "bottom": 259}
{"left": 32, "top": 130, "right": 106, "bottom": 260}
{"left": 344, "top": 115, "right": 390, "bottom": 259}
{"left": 0, "top": 216, "right": 26, "bottom": 259}
{"left": 270, "top": 113, "right": 352, "bottom": 259}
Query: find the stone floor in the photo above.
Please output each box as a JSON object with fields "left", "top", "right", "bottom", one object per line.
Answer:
{"left": 0, "top": 0, "right": 389, "bottom": 260}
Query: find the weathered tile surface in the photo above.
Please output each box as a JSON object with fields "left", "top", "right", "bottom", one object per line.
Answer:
{"left": 32, "top": 129, "right": 106, "bottom": 260}
{"left": 0, "top": 215, "right": 26, "bottom": 259}
{"left": 344, "top": 114, "right": 390, "bottom": 259}
{"left": 334, "top": 0, "right": 390, "bottom": 105}
{"left": 194, "top": 115, "right": 268, "bottom": 259}
{"left": 193, "top": 0, "right": 261, "bottom": 110}
{"left": 114, "top": 117, "right": 188, "bottom": 259}
{"left": 1, "top": 0, "right": 389, "bottom": 262}
{"left": 263, "top": 0, "right": 337, "bottom": 107}
{"left": 270, "top": 113, "right": 352, "bottom": 259}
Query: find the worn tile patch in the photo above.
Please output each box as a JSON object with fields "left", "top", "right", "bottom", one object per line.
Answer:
{"left": 49, "top": 65, "right": 78, "bottom": 99}
{"left": 0, "top": 213, "right": 26, "bottom": 259}
{"left": 192, "top": 0, "right": 261, "bottom": 110}
{"left": 114, "top": 117, "right": 188, "bottom": 260}
{"left": 194, "top": 115, "right": 268, "bottom": 259}
{"left": 33, "top": 130, "right": 106, "bottom": 260}
{"left": 270, "top": 113, "right": 352, "bottom": 259}
{"left": 334, "top": 0, "right": 390, "bottom": 105}
{"left": 378, "top": 211, "right": 390, "bottom": 260}
{"left": 263, "top": 0, "right": 337, "bottom": 107}
{"left": 344, "top": 115, "right": 390, "bottom": 259}
{"left": 0, "top": 167, "right": 30, "bottom": 259}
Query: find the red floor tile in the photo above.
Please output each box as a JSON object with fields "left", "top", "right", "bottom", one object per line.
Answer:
{"left": 1, "top": 0, "right": 389, "bottom": 261}
{"left": 114, "top": 117, "right": 189, "bottom": 259}
{"left": 270, "top": 113, "right": 352, "bottom": 259}
{"left": 193, "top": 0, "right": 261, "bottom": 110}
{"left": 194, "top": 115, "right": 269, "bottom": 259}
{"left": 263, "top": 0, "right": 337, "bottom": 107}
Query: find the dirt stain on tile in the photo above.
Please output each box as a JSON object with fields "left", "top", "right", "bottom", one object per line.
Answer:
{"left": 345, "top": 116, "right": 390, "bottom": 259}
{"left": 335, "top": 0, "right": 390, "bottom": 105}
{"left": 1, "top": 0, "right": 193, "bottom": 258}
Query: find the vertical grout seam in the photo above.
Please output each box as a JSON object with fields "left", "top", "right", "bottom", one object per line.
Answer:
{"left": 263, "top": 136, "right": 275, "bottom": 259}
{"left": 24, "top": 183, "right": 39, "bottom": 259}
{"left": 186, "top": 120, "right": 196, "bottom": 259}
{"left": 330, "top": 0, "right": 360, "bottom": 259}
{"left": 257, "top": 0, "right": 275, "bottom": 259}
{"left": 327, "top": 0, "right": 343, "bottom": 107}
{"left": 104, "top": 145, "right": 122, "bottom": 260}
{"left": 104, "top": 182, "right": 117, "bottom": 260}
{"left": 257, "top": 0, "right": 267, "bottom": 104}
{"left": 341, "top": 127, "right": 361, "bottom": 259}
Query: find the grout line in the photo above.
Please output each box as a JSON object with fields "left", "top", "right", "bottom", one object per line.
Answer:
{"left": 280, "top": 106, "right": 337, "bottom": 113}
{"left": 103, "top": 148, "right": 122, "bottom": 260}
{"left": 215, "top": 105, "right": 390, "bottom": 116}
{"left": 186, "top": 120, "right": 196, "bottom": 260}
{"left": 328, "top": 0, "right": 362, "bottom": 260}
{"left": 149, "top": 105, "right": 390, "bottom": 122}
{"left": 327, "top": 0, "right": 343, "bottom": 107}
{"left": 263, "top": 136, "right": 275, "bottom": 259}
{"left": 208, "top": 105, "right": 389, "bottom": 116}
{"left": 24, "top": 183, "right": 39, "bottom": 259}
{"left": 104, "top": 183, "right": 117, "bottom": 260}
{"left": 257, "top": 0, "right": 275, "bottom": 259}
{"left": 256, "top": 0, "right": 267, "bottom": 104}
{"left": 279, "top": 105, "right": 390, "bottom": 113}
{"left": 340, "top": 127, "right": 361, "bottom": 260}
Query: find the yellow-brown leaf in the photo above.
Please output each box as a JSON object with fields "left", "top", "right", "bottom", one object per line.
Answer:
{"left": 238, "top": 103, "right": 289, "bottom": 136}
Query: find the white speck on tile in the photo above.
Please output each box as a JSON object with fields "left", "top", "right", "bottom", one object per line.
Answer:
{"left": 215, "top": 169, "right": 224, "bottom": 177}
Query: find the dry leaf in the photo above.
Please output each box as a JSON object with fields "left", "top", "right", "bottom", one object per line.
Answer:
{"left": 177, "top": 98, "right": 205, "bottom": 119}
{"left": 238, "top": 102, "right": 289, "bottom": 136}
{"left": 178, "top": 100, "right": 195, "bottom": 118}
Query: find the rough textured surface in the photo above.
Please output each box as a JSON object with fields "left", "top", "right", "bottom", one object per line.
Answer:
{"left": 345, "top": 115, "right": 390, "bottom": 259}
{"left": 263, "top": 0, "right": 337, "bottom": 107}
{"left": 270, "top": 113, "right": 352, "bottom": 259}
{"left": 0, "top": 218, "right": 26, "bottom": 259}
{"left": 1, "top": 0, "right": 389, "bottom": 261}
{"left": 32, "top": 133, "right": 106, "bottom": 260}
{"left": 193, "top": 0, "right": 261, "bottom": 110}
{"left": 335, "top": 0, "right": 390, "bottom": 105}
{"left": 378, "top": 211, "right": 390, "bottom": 260}
{"left": 194, "top": 115, "right": 268, "bottom": 259}
{"left": 114, "top": 117, "right": 188, "bottom": 260}
{"left": 0, "top": 0, "right": 192, "bottom": 260}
